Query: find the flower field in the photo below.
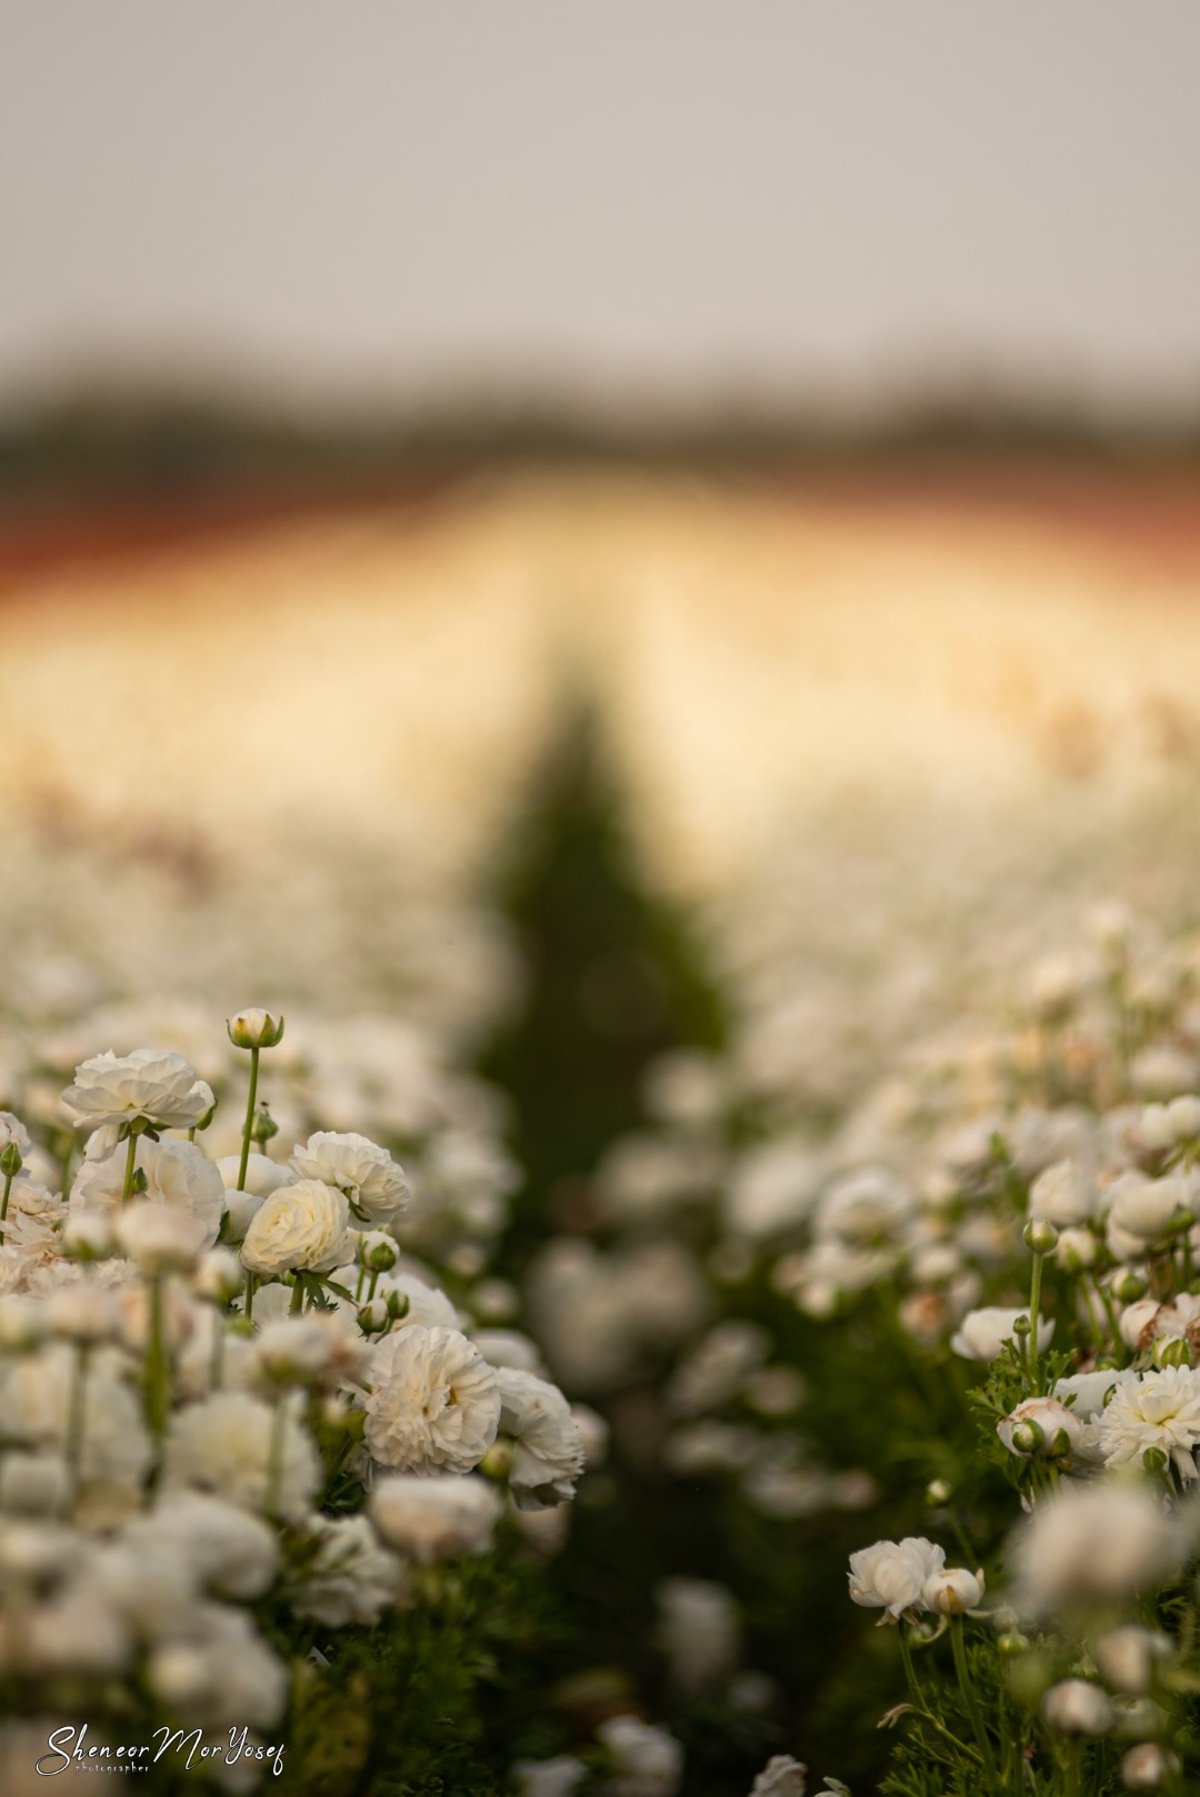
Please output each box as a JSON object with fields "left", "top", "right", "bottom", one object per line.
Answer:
{"left": 3, "top": 470, "right": 1200, "bottom": 1794}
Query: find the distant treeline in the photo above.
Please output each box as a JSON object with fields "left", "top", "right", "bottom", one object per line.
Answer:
{"left": 2, "top": 386, "right": 1199, "bottom": 505}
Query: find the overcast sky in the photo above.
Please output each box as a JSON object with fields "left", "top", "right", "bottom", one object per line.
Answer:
{"left": 3, "top": 2, "right": 1200, "bottom": 415}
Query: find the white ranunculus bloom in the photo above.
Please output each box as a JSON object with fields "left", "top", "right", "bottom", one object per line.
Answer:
{"left": 1053, "top": 1368, "right": 1137, "bottom": 1419}
{"left": 997, "top": 1396, "right": 1085, "bottom": 1461}
{"left": 289, "top": 1514, "right": 407, "bottom": 1626}
{"left": 1029, "top": 1161, "right": 1095, "bottom": 1227}
{"left": 1009, "top": 1480, "right": 1190, "bottom": 1617}
{"left": 848, "top": 1537, "right": 945, "bottom": 1617}
{"left": 122, "top": 1493, "right": 280, "bottom": 1600}
{"left": 252, "top": 1314, "right": 367, "bottom": 1389}
{"left": 114, "top": 1199, "right": 208, "bottom": 1273}
{"left": 596, "top": 1715, "right": 684, "bottom": 1797}
{"left": 656, "top": 1577, "right": 740, "bottom": 1697}
{"left": 750, "top": 1757, "right": 809, "bottom": 1797}
{"left": 0, "top": 1343, "right": 151, "bottom": 1495}
{"left": 216, "top": 1152, "right": 294, "bottom": 1198}
{"left": 1107, "top": 1172, "right": 1193, "bottom": 1244}
{"left": 163, "top": 1391, "right": 319, "bottom": 1523}
{"left": 1099, "top": 1367, "right": 1200, "bottom": 1480}
{"left": 514, "top": 1757, "right": 588, "bottom": 1797}
{"left": 240, "top": 1179, "right": 353, "bottom": 1277}
{"left": 495, "top": 1367, "right": 586, "bottom": 1508}
{"left": 471, "top": 1328, "right": 546, "bottom": 1374}
{"left": 1121, "top": 1743, "right": 1181, "bottom": 1789}
{"left": 950, "top": 1306, "right": 1053, "bottom": 1361}
{"left": 369, "top": 1472, "right": 503, "bottom": 1563}
{"left": 1042, "top": 1678, "right": 1113, "bottom": 1736}
{"left": 61, "top": 1049, "right": 214, "bottom": 1132}
{"left": 1096, "top": 1625, "right": 1172, "bottom": 1696}
{"left": 0, "top": 1114, "right": 32, "bottom": 1161}
{"left": 922, "top": 1566, "right": 984, "bottom": 1615}
{"left": 364, "top": 1325, "right": 500, "bottom": 1474}
{"left": 145, "top": 1602, "right": 287, "bottom": 1731}
{"left": 289, "top": 1130, "right": 409, "bottom": 1224}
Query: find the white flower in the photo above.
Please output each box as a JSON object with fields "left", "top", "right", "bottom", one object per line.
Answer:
{"left": 369, "top": 1473, "right": 503, "bottom": 1562}
{"left": 227, "top": 1009, "right": 284, "bottom": 1050}
{"left": 815, "top": 1166, "right": 914, "bottom": 1245}
{"left": 1096, "top": 1626, "right": 1171, "bottom": 1696}
{"left": 1099, "top": 1367, "right": 1200, "bottom": 1479}
{"left": 1042, "top": 1679, "right": 1113, "bottom": 1736}
{"left": 950, "top": 1307, "right": 1053, "bottom": 1361}
{"left": 847, "top": 1537, "right": 945, "bottom": 1618}
{"left": 596, "top": 1716, "right": 684, "bottom": 1797}
{"left": 1107, "top": 1173, "right": 1192, "bottom": 1244}
{"left": 1121, "top": 1744, "right": 1181, "bottom": 1790}
{"left": 0, "top": 1344, "right": 151, "bottom": 1495}
{"left": 656, "top": 1577, "right": 740, "bottom": 1696}
{"left": 0, "top": 1115, "right": 31, "bottom": 1161}
{"left": 114, "top": 1199, "right": 208, "bottom": 1273}
{"left": 471, "top": 1328, "right": 546, "bottom": 1374}
{"left": 289, "top": 1131, "right": 409, "bottom": 1224}
{"left": 514, "top": 1758, "right": 588, "bottom": 1797}
{"left": 253, "top": 1313, "right": 367, "bottom": 1388}
{"left": 998, "top": 1397, "right": 1085, "bottom": 1460}
{"left": 1009, "top": 1480, "right": 1190, "bottom": 1616}
{"left": 496, "top": 1367, "right": 586, "bottom": 1508}
{"left": 364, "top": 1325, "right": 500, "bottom": 1473}
{"left": 123, "top": 1493, "right": 279, "bottom": 1600}
{"left": 145, "top": 1603, "right": 286, "bottom": 1730}
{"left": 922, "top": 1567, "right": 984, "bottom": 1615}
{"left": 163, "top": 1392, "right": 319, "bottom": 1522}
{"left": 750, "top": 1758, "right": 809, "bottom": 1797}
{"left": 1053, "top": 1368, "right": 1136, "bottom": 1420}
{"left": 240, "top": 1179, "right": 353, "bottom": 1277}
{"left": 289, "top": 1514, "right": 407, "bottom": 1626}
{"left": 61, "top": 1049, "right": 214, "bottom": 1132}
{"left": 1029, "top": 1161, "right": 1095, "bottom": 1227}
{"left": 216, "top": 1152, "right": 294, "bottom": 1198}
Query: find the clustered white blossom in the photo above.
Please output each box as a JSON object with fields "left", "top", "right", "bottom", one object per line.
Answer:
{"left": 0, "top": 1010, "right": 588, "bottom": 1788}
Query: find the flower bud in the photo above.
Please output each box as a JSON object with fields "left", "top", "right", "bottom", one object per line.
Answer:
{"left": 227, "top": 1010, "right": 285, "bottom": 1050}
{"left": 1042, "top": 1678, "right": 1114, "bottom": 1736}
{"left": 192, "top": 1247, "right": 244, "bottom": 1305}
{"left": 923, "top": 1567, "right": 984, "bottom": 1615}
{"left": 115, "top": 1200, "right": 207, "bottom": 1273}
{"left": 358, "top": 1298, "right": 390, "bottom": 1335}
{"left": 1024, "top": 1218, "right": 1059, "bottom": 1255}
{"left": 46, "top": 1287, "right": 117, "bottom": 1344}
{"left": 1011, "top": 1419, "right": 1045, "bottom": 1455}
{"left": 1011, "top": 1313, "right": 1032, "bottom": 1336}
{"left": 0, "top": 1296, "right": 48, "bottom": 1351}
{"left": 1056, "top": 1227, "right": 1097, "bottom": 1272}
{"left": 1112, "top": 1268, "right": 1149, "bottom": 1304}
{"left": 1121, "top": 1744, "right": 1181, "bottom": 1790}
{"left": 0, "top": 1142, "right": 23, "bottom": 1179}
{"left": 1142, "top": 1446, "right": 1170, "bottom": 1475}
{"left": 251, "top": 1105, "right": 278, "bottom": 1146}
{"left": 357, "top": 1231, "right": 399, "bottom": 1273}
{"left": 385, "top": 1290, "right": 411, "bottom": 1323}
{"left": 1153, "top": 1335, "right": 1193, "bottom": 1370}
{"left": 997, "top": 1629, "right": 1030, "bottom": 1656}
{"left": 926, "top": 1478, "right": 953, "bottom": 1505}
{"left": 60, "top": 1212, "right": 114, "bottom": 1262}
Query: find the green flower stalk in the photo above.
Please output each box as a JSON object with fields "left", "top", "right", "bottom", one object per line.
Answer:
{"left": 228, "top": 1009, "right": 285, "bottom": 1194}
{"left": 0, "top": 1139, "right": 21, "bottom": 1245}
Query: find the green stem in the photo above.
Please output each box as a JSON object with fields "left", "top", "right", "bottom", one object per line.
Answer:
{"left": 265, "top": 1395, "right": 287, "bottom": 1519}
{"left": 121, "top": 1131, "right": 139, "bottom": 1205}
{"left": 0, "top": 1173, "right": 12, "bottom": 1245}
{"left": 245, "top": 1271, "right": 257, "bottom": 1326}
{"left": 236, "top": 1048, "right": 260, "bottom": 1193}
{"left": 144, "top": 1274, "right": 169, "bottom": 1440}
{"left": 1028, "top": 1252, "right": 1045, "bottom": 1394}
{"left": 951, "top": 1616, "right": 999, "bottom": 1792}
{"left": 209, "top": 1307, "right": 225, "bottom": 1390}
{"left": 290, "top": 1277, "right": 305, "bottom": 1315}
{"left": 1063, "top": 1738, "right": 1081, "bottom": 1797}
{"left": 64, "top": 1341, "right": 91, "bottom": 1503}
